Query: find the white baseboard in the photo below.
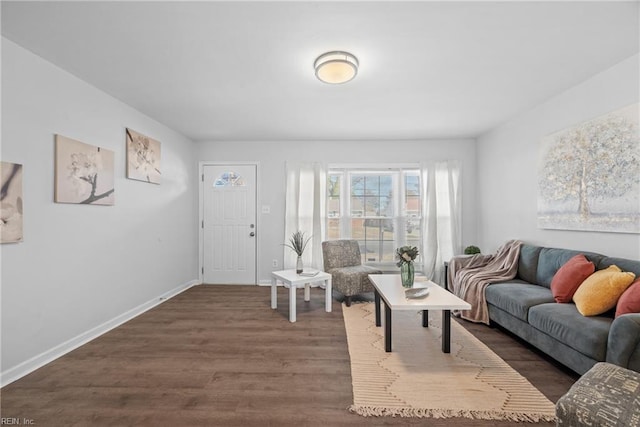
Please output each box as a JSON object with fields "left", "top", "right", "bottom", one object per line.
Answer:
{"left": 0, "top": 279, "right": 200, "bottom": 387}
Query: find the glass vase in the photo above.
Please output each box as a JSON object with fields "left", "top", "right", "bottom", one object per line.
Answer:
{"left": 400, "top": 262, "right": 414, "bottom": 288}
{"left": 296, "top": 256, "right": 303, "bottom": 274}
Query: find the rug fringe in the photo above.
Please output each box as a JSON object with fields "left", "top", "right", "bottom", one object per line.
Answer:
{"left": 348, "top": 405, "right": 557, "bottom": 423}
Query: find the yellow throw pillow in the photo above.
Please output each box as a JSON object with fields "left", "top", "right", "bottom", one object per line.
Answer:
{"left": 573, "top": 265, "right": 636, "bottom": 316}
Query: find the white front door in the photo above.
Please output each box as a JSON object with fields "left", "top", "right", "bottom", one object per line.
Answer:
{"left": 202, "top": 164, "right": 257, "bottom": 284}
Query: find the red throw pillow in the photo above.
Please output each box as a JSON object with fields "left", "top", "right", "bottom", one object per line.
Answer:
{"left": 550, "top": 254, "right": 595, "bottom": 303}
{"left": 615, "top": 279, "right": 640, "bottom": 318}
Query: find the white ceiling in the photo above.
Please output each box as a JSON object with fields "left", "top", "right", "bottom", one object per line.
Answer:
{"left": 2, "top": 1, "right": 639, "bottom": 142}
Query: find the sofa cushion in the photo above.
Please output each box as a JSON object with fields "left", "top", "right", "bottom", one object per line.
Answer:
{"left": 485, "top": 281, "right": 555, "bottom": 321}
{"left": 516, "top": 245, "right": 542, "bottom": 285}
{"left": 616, "top": 279, "right": 640, "bottom": 318}
{"left": 551, "top": 254, "right": 595, "bottom": 303}
{"left": 517, "top": 245, "right": 542, "bottom": 284}
{"left": 536, "top": 247, "right": 605, "bottom": 289}
{"left": 573, "top": 265, "right": 636, "bottom": 316}
{"left": 598, "top": 257, "right": 640, "bottom": 279}
{"left": 528, "top": 303, "right": 612, "bottom": 361}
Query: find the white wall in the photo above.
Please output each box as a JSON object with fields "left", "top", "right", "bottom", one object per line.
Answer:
{"left": 477, "top": 54, "right": 640, "bottom": 258}
{"left": 0, "top": 38, "right": 199, "bottom": 381}
{"left": 195, "top": 139, "right": 478, "bottom": 283}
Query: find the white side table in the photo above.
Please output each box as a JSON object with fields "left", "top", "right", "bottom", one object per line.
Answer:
{"left": 271, "top": 269, "right": 332, "bottom": 322}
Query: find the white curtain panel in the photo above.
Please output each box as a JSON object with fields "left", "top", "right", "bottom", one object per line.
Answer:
{"left": 421, "top": 160, "right": 462, "bottom": 283}
{"left": 284, "top": 162, "right": 327, "bottom": 271}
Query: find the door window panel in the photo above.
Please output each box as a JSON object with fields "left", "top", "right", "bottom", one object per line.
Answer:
{"left": 213, "top": 171, "right": 245, "bottom": 187}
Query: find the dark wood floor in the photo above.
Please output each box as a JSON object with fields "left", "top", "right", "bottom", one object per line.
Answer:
{"left": 1, "top": 285, "right": 578, "bottom": 426}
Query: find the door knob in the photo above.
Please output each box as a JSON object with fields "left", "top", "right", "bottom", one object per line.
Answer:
{"left": 249, "top": 232, "right": 255, "bottom": 237}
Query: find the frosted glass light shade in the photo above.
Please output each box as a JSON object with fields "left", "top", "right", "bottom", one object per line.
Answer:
{"left": 314, "top": 51, "right": 359, "bottom": 84}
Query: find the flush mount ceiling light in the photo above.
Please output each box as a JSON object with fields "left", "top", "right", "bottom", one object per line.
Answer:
{"left": 314, "top": 51, "right": 359, "bottom": 84}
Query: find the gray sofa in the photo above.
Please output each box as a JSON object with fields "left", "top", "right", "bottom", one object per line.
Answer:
{"left": 484, "top": 244, "right": 640, "bottom": 375}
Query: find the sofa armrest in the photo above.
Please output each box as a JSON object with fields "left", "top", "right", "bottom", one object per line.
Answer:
{"left": 607, "top": 313, "right": 640, "bottom": 372}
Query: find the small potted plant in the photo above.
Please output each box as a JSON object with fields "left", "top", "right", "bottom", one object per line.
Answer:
{"left": 396, "top": 246, "right": 419, "bottom": 288}
{"left": 284, "top": 231, "right": 312, "bottom": 274}
{"left": 464, "top": 245, "right": 481, "bottom": 255}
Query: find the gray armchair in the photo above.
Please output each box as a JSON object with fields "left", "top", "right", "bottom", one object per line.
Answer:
{"left": 322, "top": 240, "right": 382, "bottom": 307}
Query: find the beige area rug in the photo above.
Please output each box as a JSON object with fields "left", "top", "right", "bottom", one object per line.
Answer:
{"left": 343, "top": 303, "right": 557, "bottom": 421}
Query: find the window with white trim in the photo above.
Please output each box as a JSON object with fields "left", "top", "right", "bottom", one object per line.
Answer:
{"left": 327, "top": 166, "right": 421, "bottom": 268}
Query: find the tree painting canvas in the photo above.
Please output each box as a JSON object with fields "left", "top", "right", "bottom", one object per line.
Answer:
{"left": 126, "top": 128, "right": 161, "bottom": 184}
{"left": 538, "top": 104, "right": 640, "bottom": 233}
{"left": 55, "top": 135, "right": 115, "bottom": 205}
{"left": 1, "top": 161, "right": 23, "bottom": 243}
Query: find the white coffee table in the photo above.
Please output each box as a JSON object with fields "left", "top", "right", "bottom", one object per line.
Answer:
{"left": 271, "top": 269, "right": 332, "bottom": 322}
{"left": 368, "top": 274, "right": 471, "bottom": 353}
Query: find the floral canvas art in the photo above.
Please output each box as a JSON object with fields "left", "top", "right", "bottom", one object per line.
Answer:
{"left": 1, "top": 161, "right": 23, "bottom": 243}
{"left": 126, "top": 128, "right": 161, "bottom": 184}
{"left": 538, "top": 104, "right": 640, "bottom": 233}
{"left": 55, "top": 135, "right": 115, "bottom": 205}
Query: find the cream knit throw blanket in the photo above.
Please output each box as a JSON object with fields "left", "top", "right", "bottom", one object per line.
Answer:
{"left": 448, "top": 240, "right": 523, "bottom": 324}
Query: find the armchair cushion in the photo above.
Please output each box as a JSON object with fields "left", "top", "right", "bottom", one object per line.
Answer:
{"left": 330, "top": 265, "right": 382, "bottom": 296}
{"left": 323, "top": 240, "right": 362, "bottom": 270}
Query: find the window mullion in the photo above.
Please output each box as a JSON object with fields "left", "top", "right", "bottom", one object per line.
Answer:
{"left": 398, "top": 171, "right": 407, "bottom": 246}
{"left": 342, "top": 171, "right": 350, "bottom": 238}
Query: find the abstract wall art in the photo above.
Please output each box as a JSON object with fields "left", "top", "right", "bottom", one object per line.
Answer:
{"left": 538, "top": 104, "right": 640, "bottom": 233}
{"left": 126, "top": 128, "right": 161, "bottom": 184}
{"left": 1, "top": 161, "right": 24, "bottom": 243}
{"left": 55, "top": 134, "right": 115, "bottom": 205}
